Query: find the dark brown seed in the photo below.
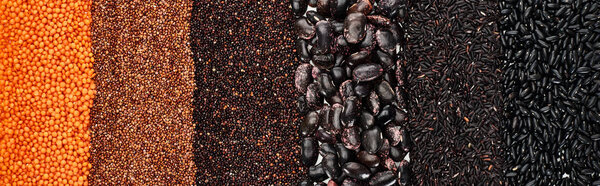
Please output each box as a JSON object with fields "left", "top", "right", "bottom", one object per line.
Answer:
{"left": 312, "top": 21, "right": 334, "bottom": 55}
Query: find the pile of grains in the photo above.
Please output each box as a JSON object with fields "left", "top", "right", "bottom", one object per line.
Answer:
{"left": 404, "top": 0, "right": 506, "bottom": 184}
{"left": 191, "top": 0, "right": 300, "bottom": 184}
{"left": 89, "top": 0, "right": 195, "bottom": 184}
{"left": 0, "top": 0, "right": 94, "bottom": 184}
{"left": 291, "top": 0, "right": 412, "bottom": 185}
{"left": 499, "top": 0, "right": 600, "bottom": 184}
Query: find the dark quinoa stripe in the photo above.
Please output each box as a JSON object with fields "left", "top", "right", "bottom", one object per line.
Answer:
{"left": 499, "top": 0, "right": 600, "bottom": 184}
{"left": 404, "top": 0, "right": 506, "bottom": 184}
{"left": 89, "top": 0, "right": 196, "bottom": 184}
{"left": 191, "top": 0, "right": 300, "bottom": 184}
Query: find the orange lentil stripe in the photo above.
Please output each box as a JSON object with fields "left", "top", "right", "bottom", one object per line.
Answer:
{"left": 0, "top": 0, "right": 94, "bottom": 185}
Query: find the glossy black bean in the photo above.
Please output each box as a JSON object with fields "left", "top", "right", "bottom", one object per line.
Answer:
{"left": 359, "top": 24, "right": 376, "bottom": 52}
{"left": 320, "top": 142, "right": 337, "bottom": 156}
{"left": 353, "top": 63, "right": 383, "bottom": 82}
{"left": 374, "top": 50, "right": 394, "bottom": 71}
{"left": 343, "top": 162, "right": 372, "bottom": 180}
{"left": 323, "top": 153, "right": 342, "bottom": 179}
{"left": 344, "top": 13, "right": 367, "bottom": 44}
{"left": 361, "top": 126, "right": 383, "bottom": 154}
{"left": 368, "top": 171, "right": 396, "bottom": 186}
{"left": 306, "top": 11, "right": 326, "bottom": 24}
{"left": 297, "top": 39, "right": 311, "bottom": 62}
{"left": 357, "top": 151, "right": 380, "bottom": 168}
{"left": 309, "top": 163, "right": 328, "bottom": 182}
{"left": 331, "top": 67, "right": 346, "bottom": 85}
{"left": 291, "top": 0, "right": 308, "bottom": 17}
{"left": 317, "top": 0, "right": 331, "bottom": 16}
{"left": 316, "top": 128, "right": 336, "bottom": 144}
{"left": 312, "top": 53, "right": 335, "bottom": 69}
{"left": 318, "top": 73, "right": 336, "bottom": 98}
{"left": 400, "top": 128, "right": 413, "bottom": 152}
{"left": 347, "top": 51, "right": 371, "bottom": 67}
{"left": 377, "top": 0, "right": 400, "bottom": 17}
{"left": 342, "top": 96, "right": 360, "bottom": 127}
{"left": 332, "top": 0, "right": 350, "bottom": 19}
{"left": 389, "top": 146, "right": 404, "bottom": 162}
{"left": 301, "top": 137, "right": 319, "bottom": 166}
{"left": 359, "top": 111, "right": 375, "bottom": 130}
{"left": 375, "top": 81, "right": 395, "bottom": 103}
{"left": 296, "top": 18, "right": 315, "bottom": 39}
{"left": 329, "top": 103, "right": 344, "bottom": 134}
{"left": 397, "top": 160, "right": 410, "bottom": 185}
{"left": 375, "top": 29, "right": 396, "bottom": 54}
{"left": 301, "top": 111, "right": 320, "bottom": 136}
{"left": 312, "top": 21, "right": 333, "bottom": 55}
{"left": 353, "top": 83, "right": 372, "bottom": 98}
{"left": 336, "top": 142, "right": 354, "bottom": 165}
{"left": 375, "top": 105, "right": 395, "bottom": 126}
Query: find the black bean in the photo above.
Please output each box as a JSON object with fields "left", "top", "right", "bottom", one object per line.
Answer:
{"left": 344, "top": 13, "right": 367, "bottom": 44}
{"left": 342, "top": 126, "right": 361, "bottom": 150}
{"left": 296, "top": 18, "right": 315, "bottom": 40}
{"left": 361, "top": 126, "right": 383, "bottom": 154}
{"left": 309, "top": 163, "right": 328, "bottom": 182}
{"left": 291, "top": 0, "right": 308, "bottom": 17}
{"left": 343, "top": 162, "right": 372, "bottom": 180}
{"left": 375, "top": 81, "right": 395, "bottom": 104}
{"left": 318, "top": 73, "right": 336, "bottom": 98}
{"left": 368, "top": 171, "right": 396, "bottom": 186}
{"left": 336, "top": 142, "right": 354, "bottom": 165}
{"left": 357, "top": 150, "right": 380, "bottom": 168}
{"left": 359, "top": 111, "right": 375, "bottom": 130}
{"left": 375, "top": 105, "right": 395, "bottom": 126}
{"left": 295, "top": 63, "right": 313, "bottom": 93}
{"left": 375, "top": 29, "right": 396, "bottom": 55}
{"left": 301, "top": 137, "right": 319, "bottom": 166}
{"left": 353, "top": 63, "right": 383, "bottom": 82}
{"left": 342, "top": 96, "right": 361, "bottom": 126}
{"left": 312, "top": 53, "right": 335, "bottom": 69}
{"left": 301, "top": 111, "right": 319, "bottom": 137}
{"left": 312, "top": 21, "right": 333, "bottom": 55}
{"left": 316, "top": 128, "right": 336, "bottom": 144}
{"left": 323, "top": 153, "right": 342, "bottom": 179}
{"left": 306, "top": 11, "right": 326, "bottom": 24}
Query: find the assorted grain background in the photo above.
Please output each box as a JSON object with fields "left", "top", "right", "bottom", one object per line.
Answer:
{"left": 1, "top": 0, "right": 598, "bottom": 185}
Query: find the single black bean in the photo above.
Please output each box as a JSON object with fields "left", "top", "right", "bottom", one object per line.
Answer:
{"left": 301, "top": 111, "right": 319, "bottom": 136}
{"left": 323, "top": 153, "right": 342, "bottom": 179}
{"left": 312, "top": 53, "right": 335, "bottom": 69}
{"left": 295, "top": 63, "right": 313, "bottom": 93}
{"left": 347, "top": 0, "right": 372, "bottom": 15}
{"left": 336, "top": 142, "right": 354, "bottom": 165}
{"left": 361, "top": 126, "right": 383, "bottom": 154}
{"left": 343, "top": 162, "right": 372, "bottom": 180}
{"left": 368, "top": 171, "right": 396, "bottom": 186}
{"left": 342, "top": 126, "right": 361, "bottom": 150}
{"left": 375, "top": 105, "right": 395, "bottom": 126}
{"left": 357, "top": 150, "right": 380, "bottom": 168}
{"left": 312, "top": 21, "right": 333, "bottom": 55}
{"left": 318, "top": 73, "right": 336, "bottom": 98}
{"left": 306, "top": 11, "right": 326, "bottom": 24}
{"left": 309, "top": 163, "right": 328, "bottom": 182}
{"left": 291, "top": 0, "right": 308, "bottom": 17}
{"left": 342, "top": 96, "right": 360, "bottom": 127}
{"left": 296, "top": 18, "right": 315, "bottom": 39}
{"left": 359, "top": 111, "right": 375, "bottom": 130}
{"left": 301, "top": 137, "right": 319, "bottom": 166}
{"left": 344, "top": 13, "right": 367, "bottom": 44}
{"left": 375, "top": 81, "right": 395, "bottom": 103}
{"left": 353, "top": 63, "right": 383, "bottom": 82}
